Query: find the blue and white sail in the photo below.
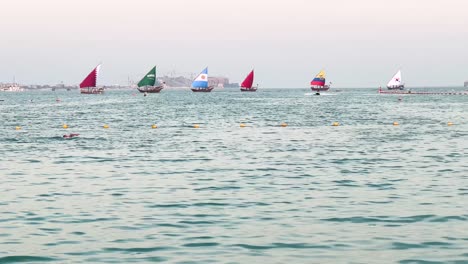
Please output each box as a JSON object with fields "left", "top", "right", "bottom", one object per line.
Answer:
{"left": 192, "top": 67, "right": 209, "bottom": 88}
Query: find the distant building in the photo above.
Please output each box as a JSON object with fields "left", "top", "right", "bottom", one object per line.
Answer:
{"left": 208, "top": 76, "right": 229, "bottom": 88}
{"left": 224, "top": 82, "right": 240, "bottom": 88}
{"left": 159, "top": 75, "right": 238, "bottom": 88}
{"left": 159, "top": 76, "right": 192, "bottom": 88}
{"left": 208, "top": 76, "right": 241, "bottom": 88}
{"left": 465, "top": 81, "right": 468, "bottom": 87}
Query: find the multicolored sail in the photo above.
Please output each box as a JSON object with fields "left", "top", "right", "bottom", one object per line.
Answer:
{"left": 138, "top": 66, "right": 157, "bottom": 87}
{"left": 192, "top": 67, "right": 209, "bottom": 88}
{"left": 310, "top": 70, "right": 326, "bottom": 87}
{"left": 80, "top": 64, "right": 101, "bottom": 88}
{"left": 241, "top": 70, "right": 254, "bottom": 89}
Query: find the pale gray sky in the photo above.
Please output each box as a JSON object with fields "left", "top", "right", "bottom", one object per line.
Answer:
{"left": 1, "top": 0, "right": 467, "bottom": 87}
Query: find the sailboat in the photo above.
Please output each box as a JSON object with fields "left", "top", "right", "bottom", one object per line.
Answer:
{"left": 191, "top": 67, "right": 214, "bottom": 92}
{"left": 1, "top": 77, "right": 23, "bottom": 92}
{"left": 240, "top": 70, "right": 257, "bottom": 92}
{"left": 80, "top": 64, "right": 104, "bottom": 94}
{"left": 387, "top": 70, "right": 404, "bottom": 90}
{"left": 136, "top": 66, "right": 164, "bottom": 93}
{"left": 310, "top": 70, "right": 330, "bottom": 92}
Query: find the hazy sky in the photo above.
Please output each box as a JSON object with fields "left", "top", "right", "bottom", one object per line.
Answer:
{"left": 1, "top": 0, "right": 467, "bottom": 87}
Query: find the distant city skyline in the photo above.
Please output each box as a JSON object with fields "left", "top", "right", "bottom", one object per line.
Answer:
{"left": 1, "top": 0, "right": 467, "bottom": 88}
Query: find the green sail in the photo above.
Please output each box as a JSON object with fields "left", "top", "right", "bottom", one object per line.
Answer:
{"left": 137, "top": 66, "right": 158, "bottom": 87}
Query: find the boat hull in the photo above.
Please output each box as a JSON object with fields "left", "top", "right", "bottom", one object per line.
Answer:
{"left": 137, "top": 86, "right": 163, "bottom": 93}
{"left": 387, "top": 85, "right": 405, "bottom": 90}
{"left": 80, "top": 87, "right": 104, "bottom": 94}
{"left": 191, "top": 86, "right": 214, "bottom": 93}
{"left": 240, "top": 86, "right": 257, "bottom": 92}
{"left": 311, "top": 86, "right": 330, "bottom": 92}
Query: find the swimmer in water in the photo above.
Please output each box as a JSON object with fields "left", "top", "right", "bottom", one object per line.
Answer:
{"left": 63, "top": 133, "right": 79, "bottom": 139}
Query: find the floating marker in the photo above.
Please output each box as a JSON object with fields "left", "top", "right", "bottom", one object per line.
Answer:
{"left": 240, "top": 123, "right": 246, "bottom": 128}
{"left": 103, "top": 124, "right": 109, "bottom": 129}
{"left": 151, "top": 124, "right": 157, "bottom": 129}
{"left": 332, "top": 122, "right": 340, "bottom": 126}
{"left": 193, "top": 124, "right": 200, "bottom": 128}
{"left": 15, "top": 126, "right": 21, "bottom": 130}
{"left": 448, "top": 122, "right": 454, "bottom": 126}
{"left": 393, "top": 122, "right": 399, "bottom": 126}
{"left": 280, "top": 123, "right": 288, "bottom": 127}
{"left": 63, "top": 124, "right": 68, "bottom": 129}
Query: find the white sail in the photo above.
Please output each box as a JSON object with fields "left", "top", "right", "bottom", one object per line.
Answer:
{"left": 387, "top": 70, "right": 402, "bottom": 88}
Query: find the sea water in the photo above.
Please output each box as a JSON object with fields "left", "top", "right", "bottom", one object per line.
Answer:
{"left": 0, "top": 88, "right": 467, "bottom": 263}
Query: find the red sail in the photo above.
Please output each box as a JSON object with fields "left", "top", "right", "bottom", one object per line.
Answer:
{"left": 241, "top": 70, "right": 254, "bottom": 88}
{"left": 80, "top": 64, "right": 101, "bottom": 88}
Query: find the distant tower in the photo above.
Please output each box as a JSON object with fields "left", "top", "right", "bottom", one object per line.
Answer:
{"left": 465, "top": 80, "right": 468, "bottom": 87}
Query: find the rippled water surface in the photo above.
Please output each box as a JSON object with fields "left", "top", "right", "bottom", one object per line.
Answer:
{"left": 1, "top": 88, "right": 467, "bottom": 263}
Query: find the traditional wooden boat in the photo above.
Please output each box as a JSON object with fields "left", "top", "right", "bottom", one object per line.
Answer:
{"left": 240, "top": 70, "right": 257, "bottom": 92}
{"left": 191, "top": 67, "right": 214, "bottom": 92}
{"left": 310, "top": 70, "right": 330, "bottom": 92}
{"left": 80, "top": 64, "right": 104, "bottom": 94}
{"left": 136, "top": 66, "right": 164, "bottom": 93}
{"left": 387, "top": 70, "right": 404, "bottom": 90}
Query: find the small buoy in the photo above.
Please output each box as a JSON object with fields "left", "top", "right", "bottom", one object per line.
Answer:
{"left": 280, "top": 123, "right": 288, "bottom": 127}
{"left": 63, "top": 124, "right": 68, "bottom": 129}
{"left": 448, "top": 122, "right": 454, "bottom": 126}
{"left": 393, "top": 122, "right": 399, "bottom": 126}
{"left": 193, "top": 124, "right": 200, "bottom": 128}
{"left": 151, "top": 124, "right": 157, "bottom": 129}
{"left": 240, "top": 123, "right": 246, "bottom": 128}
{"left": 103, "top": 124, "right": 109, "bottom": 129}
{"left": 15, "top": 126, "right": 21, "bottom": 130}
{"left": 332, "top": 122, "right": 340, "bottom": 126}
